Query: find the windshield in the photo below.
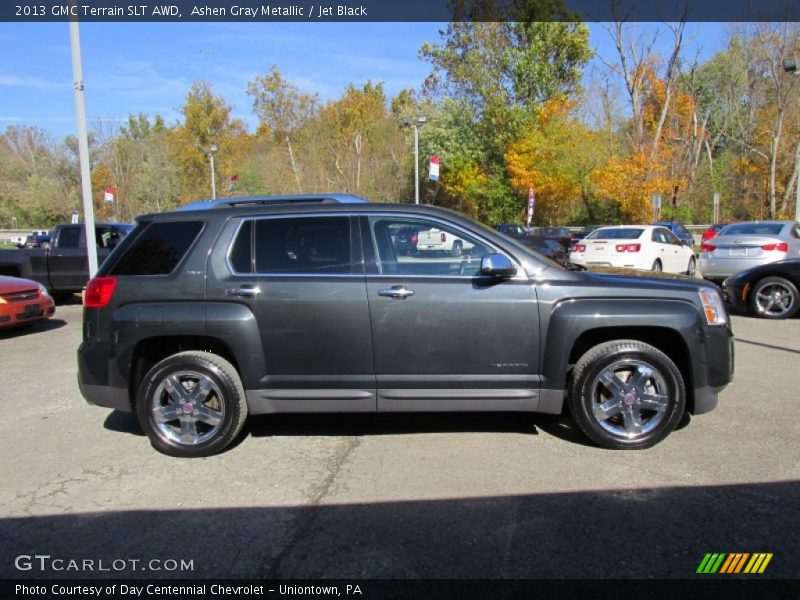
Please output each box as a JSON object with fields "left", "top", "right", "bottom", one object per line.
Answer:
{"left": 586, "top": 228, "right": 644, "bottom": 240}
{"left": 719, "top": 223, "right": 784, "bottom": 236}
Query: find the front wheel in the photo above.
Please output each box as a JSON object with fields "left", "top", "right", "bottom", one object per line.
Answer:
{"left": 751, "top": 276, "right": 799, "bottom": 319}
{"left": 686, "top": 257, "right": 696, "bottom": 277}
{"left": 137, "top": 351, "right": 248, "bottom": 457}
{"left": 568, "top": 340, "right": 685, "bottom": 449}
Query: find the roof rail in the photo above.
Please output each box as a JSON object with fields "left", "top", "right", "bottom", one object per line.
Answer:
{"left": 177, "top": 194, "right": 370, "bottom": 211}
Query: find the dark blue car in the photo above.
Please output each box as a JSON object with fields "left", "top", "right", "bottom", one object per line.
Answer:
{"left": 652, "top": 221, "right": 694, "bottom": 248}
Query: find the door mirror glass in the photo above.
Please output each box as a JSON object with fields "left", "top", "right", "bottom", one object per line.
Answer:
{"left": 480, "top": 253, "right": 516, "bottom": 278}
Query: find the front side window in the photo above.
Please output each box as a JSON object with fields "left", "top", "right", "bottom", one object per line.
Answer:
{"left": 244, "top": 216, "right": 352, "bottom": 274}
{"left": 369, "top": 217, "right": 493, "bottom": 277}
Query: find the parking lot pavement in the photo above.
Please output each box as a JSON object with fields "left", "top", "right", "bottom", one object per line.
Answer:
{"left": 0, "top": 305, "right": 798, "bottom": 579}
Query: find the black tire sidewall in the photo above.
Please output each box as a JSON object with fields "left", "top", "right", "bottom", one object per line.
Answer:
{"left": 137, "top": 353, "right": 246, "bottom": 458}
{"left": 569, "top": 344, "right": 685, "bottom": 449}
{"left": 750, "top": 276, "right": 799, "bottom": 320}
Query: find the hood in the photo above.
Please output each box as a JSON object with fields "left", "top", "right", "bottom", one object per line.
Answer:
{"left": 578, "top": 267, "right": 716, "bottom": 293}
{"left": 0, "top": 275, "right": 39, "bottom": 294}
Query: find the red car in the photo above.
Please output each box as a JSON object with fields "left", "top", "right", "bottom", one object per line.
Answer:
{"left": 702, "top": 222, "right": 730, "bottom": 242}
{"left": 0, "top": 276, "right": 55, "bottom": 329}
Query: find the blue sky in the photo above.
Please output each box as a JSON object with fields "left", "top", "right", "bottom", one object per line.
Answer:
{"left": 0, "top": 21, "right": 730, "bottom": 138}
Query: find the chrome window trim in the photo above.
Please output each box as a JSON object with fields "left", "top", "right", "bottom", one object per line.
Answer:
{"left": 224, "top": 211, "right": 528, "bottom": 280}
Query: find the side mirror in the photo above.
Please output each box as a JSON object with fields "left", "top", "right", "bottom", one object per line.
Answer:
{"left": 480, "top": 253, "right": 517, "bottom": 278}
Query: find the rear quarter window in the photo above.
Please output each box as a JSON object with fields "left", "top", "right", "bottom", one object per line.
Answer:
{"left": 109, "top": 221, "right": 203, "bottom": 276}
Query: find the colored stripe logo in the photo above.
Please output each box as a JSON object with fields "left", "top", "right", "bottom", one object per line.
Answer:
{"left": 697, "top": 553, "right": 773, "bottom": 574}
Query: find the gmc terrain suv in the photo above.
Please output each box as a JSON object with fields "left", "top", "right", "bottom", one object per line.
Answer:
{"left": 78, "top": 194, "right": 734, "bottom": 457}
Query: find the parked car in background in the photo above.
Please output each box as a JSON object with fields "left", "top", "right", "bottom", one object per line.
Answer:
{"left": 389, "top": 225, "right": 419, "bottom": 255}
{"left": 9, "top": 230, "right": 49, "bottom": 248}
{"left": 0, "top": 275, "right": 55, "bottom": 329}
{"left": 494, "top": 224, "right": 528, "bottom": 240}
{"left": 570, "top": 225, "right": 697, "bottom": 275}
{"left": 416, "top": 226, "right": 474, "bottom": 256}
{"left": 570, "top": 225, "right": 603, "bottom": 247}
{"left": 723, "top": 259, "right": 800, "bottom": 319}
{"left": 0, "top": 223, "right": 134, "bottom": 299}
{"left": 530, "top": 226, "right": 573, "bottom": 250}
{"left": 652, "top": 221, "right": 694, "bottom": 248}
{"left": 23, "top": 234, "right": 52, "bottom": 249}
{"left": 700, "top": 221, "right": 800, "bottom": 282}
{"left": 701, "top": 222, "right": 731, "bottom": 242}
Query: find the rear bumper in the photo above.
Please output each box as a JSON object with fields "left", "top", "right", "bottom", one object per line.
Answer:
{"left": 78, "top": 379, "right": 130, "bottom": 411}
{"left": 700, "top": 255, "right": 784, "bottom": 279}
{"left": 77, "top": 340, "right": 131, "bottom": 411}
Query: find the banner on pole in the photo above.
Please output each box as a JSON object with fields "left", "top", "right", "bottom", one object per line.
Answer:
{"left": 103, "top": 187, "right": 116, "bottom": 205}
{"left": 428, "top": 156, "right": 440, "bottom": 181}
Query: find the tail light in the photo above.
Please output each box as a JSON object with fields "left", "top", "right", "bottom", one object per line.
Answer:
{"left": 700, "top": 242, "right": 716, "bottom": 252}
{"left": 761, "top": 242, "right": 788, "bottom": 252}
{"left": 411, "top": 234, "right": 418, "bottom": 245}
{"left": 573, "top": 244, "right": 586, "bottom": 252}
{"left": 440, "top": 232, "right": 446, "bottom": 243}
{"left": 615, "top": 243, "right": 641, "bottom": 252}
{"left": 84, "top": 276, "right": 117, "bottom": 308}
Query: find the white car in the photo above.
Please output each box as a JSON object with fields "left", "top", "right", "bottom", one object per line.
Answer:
{"left": 569, "top": 225, "right": 697, "bottom": 275}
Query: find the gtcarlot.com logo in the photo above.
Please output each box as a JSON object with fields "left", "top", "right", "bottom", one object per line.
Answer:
{"left": 14, "top": 554, "right": 194, "bottom": 573}
{"left": 696, "top": 552, "right": 773, "bottom": 574}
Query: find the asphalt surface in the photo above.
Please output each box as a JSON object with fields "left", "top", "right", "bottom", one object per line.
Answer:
{"left": 0, "top": 301, "right": 798, "bottom": 581}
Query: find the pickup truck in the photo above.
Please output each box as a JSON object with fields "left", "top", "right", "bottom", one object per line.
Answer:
{"left": 8, "top": 230, "right": 49, "bottom": 248}
{"left": 416, "top": 227, "right": 475, "bottom": 256}
{"left": 0, "top": 222, "right": 133, "bottom": 298}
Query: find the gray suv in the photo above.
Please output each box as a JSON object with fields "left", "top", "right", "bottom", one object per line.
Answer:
{"left": 78, "top": 195, "right": 734, "bottom": 457}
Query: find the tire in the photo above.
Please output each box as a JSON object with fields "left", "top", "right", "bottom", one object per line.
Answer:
{"left": 686, "top": 257, "right": 696, "bottom": 277}
{"left": 568, "top": 340, "right": 685, "bottom": 449}
{"left": 136, "top": 351, "right": 248, "bottom": 457}
{"left": 451, "top": 240, "right": 463, "bottom": 257}
{"left": 750, "top": 276, "right": 799, "bottom": 320}
{"left": 651, "top": 259, "right": 662, "bottom": 272}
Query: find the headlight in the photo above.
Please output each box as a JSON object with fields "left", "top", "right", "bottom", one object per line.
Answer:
{"left": 37, "top": 283, "right": 52, "bottom": 299}
{"left": 698, "top": 287, "right": 727, "bottom": 325}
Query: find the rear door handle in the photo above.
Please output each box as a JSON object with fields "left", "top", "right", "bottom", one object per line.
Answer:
{"left": 378, "top": 286, "right": 414, "bottom": 299}
{"left": 225, "top": 286, "right": 261, "bottom": 298}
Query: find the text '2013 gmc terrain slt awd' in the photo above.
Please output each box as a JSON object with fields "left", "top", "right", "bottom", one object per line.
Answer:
{"left": 78, "top": 195, "right": 734, "bottom": 457}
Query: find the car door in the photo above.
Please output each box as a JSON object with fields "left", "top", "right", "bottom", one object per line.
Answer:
{"left": 48, "top": 225, "right": 88, "bottom": 290}
{"left": 361, "top": 214, "right": 541, "bottom": 412}
{"left": 651, "top": 228, "right": 679, "bottom": 272}
{"left": 206, "top": 214, "right": 376, "bottom": 412}
{"left": 661, "top": 229, "right": 687, "bottom": 272}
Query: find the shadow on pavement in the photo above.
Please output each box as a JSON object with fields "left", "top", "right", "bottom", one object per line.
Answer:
{"left": 0, "top": 318, "right": 67, "bottom": 338}
{"left": 0, "top": 480, "right": 797, "bottom": 579}
{"left": 736, "top": 338, "right": 800, "bottom": 356}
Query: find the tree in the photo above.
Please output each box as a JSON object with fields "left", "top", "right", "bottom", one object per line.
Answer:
{"left": 170, "top": 81, "right": 249, "bottom": 203}
{"left": 247, "top": 67, "right": 319, "bottom": 192}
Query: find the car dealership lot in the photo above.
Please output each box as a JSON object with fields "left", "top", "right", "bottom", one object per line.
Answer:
{"left": 1, "top": 304, "right": 798, "bottom": 579}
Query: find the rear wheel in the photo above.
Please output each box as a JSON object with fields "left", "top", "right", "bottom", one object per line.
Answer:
{"left": 568, "top": 340, "right": 685, "bottom": 449}
{"left": 751, "top": 277, "right": 799, "bottom": 319}
{"left": 451, "top": 240, "right": 463, "bottom": 257}
{"left": 137, "top": 351, "right": 247, "bottom": 457}
{"left": 651, "top": 259, "right": 662, "bottom": 272}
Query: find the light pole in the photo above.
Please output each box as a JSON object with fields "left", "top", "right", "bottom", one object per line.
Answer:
{"left": 404, "top": 116, "right": 427, "bottom": 204}
{"left": 783, "top": 56, "right": 799, "bottom": 221}
{"left": 206, "top": 143, "right": 218, "bottom": 200}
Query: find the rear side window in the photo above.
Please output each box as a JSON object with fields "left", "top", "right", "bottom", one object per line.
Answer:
{"left": 110, "top": 221, "right": 203, "bottom": 276}
{"left": 231, "top": 216, "right": 351, "bottom": 274}
{"left": 57, "top": 226, "right": 81, "bottom": 248}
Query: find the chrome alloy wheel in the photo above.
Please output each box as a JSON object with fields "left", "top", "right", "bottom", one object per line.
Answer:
{"left": 150, "top": 370, "right": 225, "bottom": 445}
{"left": 588, "top": 359, "right": 670, "bottom": 438}
{"left": 755, "top": 282, "right": 795, "bottom": 317}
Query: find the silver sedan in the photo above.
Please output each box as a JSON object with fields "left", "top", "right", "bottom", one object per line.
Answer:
{"left": 700, "top": 221, "right": 800, "bottom": 280}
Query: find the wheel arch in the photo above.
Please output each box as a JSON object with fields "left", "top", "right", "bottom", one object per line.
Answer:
{"left": 129, "top": 335, "right": 241, "bottom": 410}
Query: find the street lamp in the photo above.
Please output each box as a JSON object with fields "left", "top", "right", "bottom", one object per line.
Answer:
{"left": 206, "top": 143, "right": 218, "bottom": 200}
{"left": 404, "top": 116, "right": 427, "bottom": 204}
{"left": 784, "top": 56, "right": 799, "bottom": 221}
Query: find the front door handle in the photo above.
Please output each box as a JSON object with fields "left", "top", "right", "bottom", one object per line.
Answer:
{"left": 225, "top": 286, "right": 261, "bottom": 298}
{"left": 378, "top": 286, "right": 414, "bottom": 299}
